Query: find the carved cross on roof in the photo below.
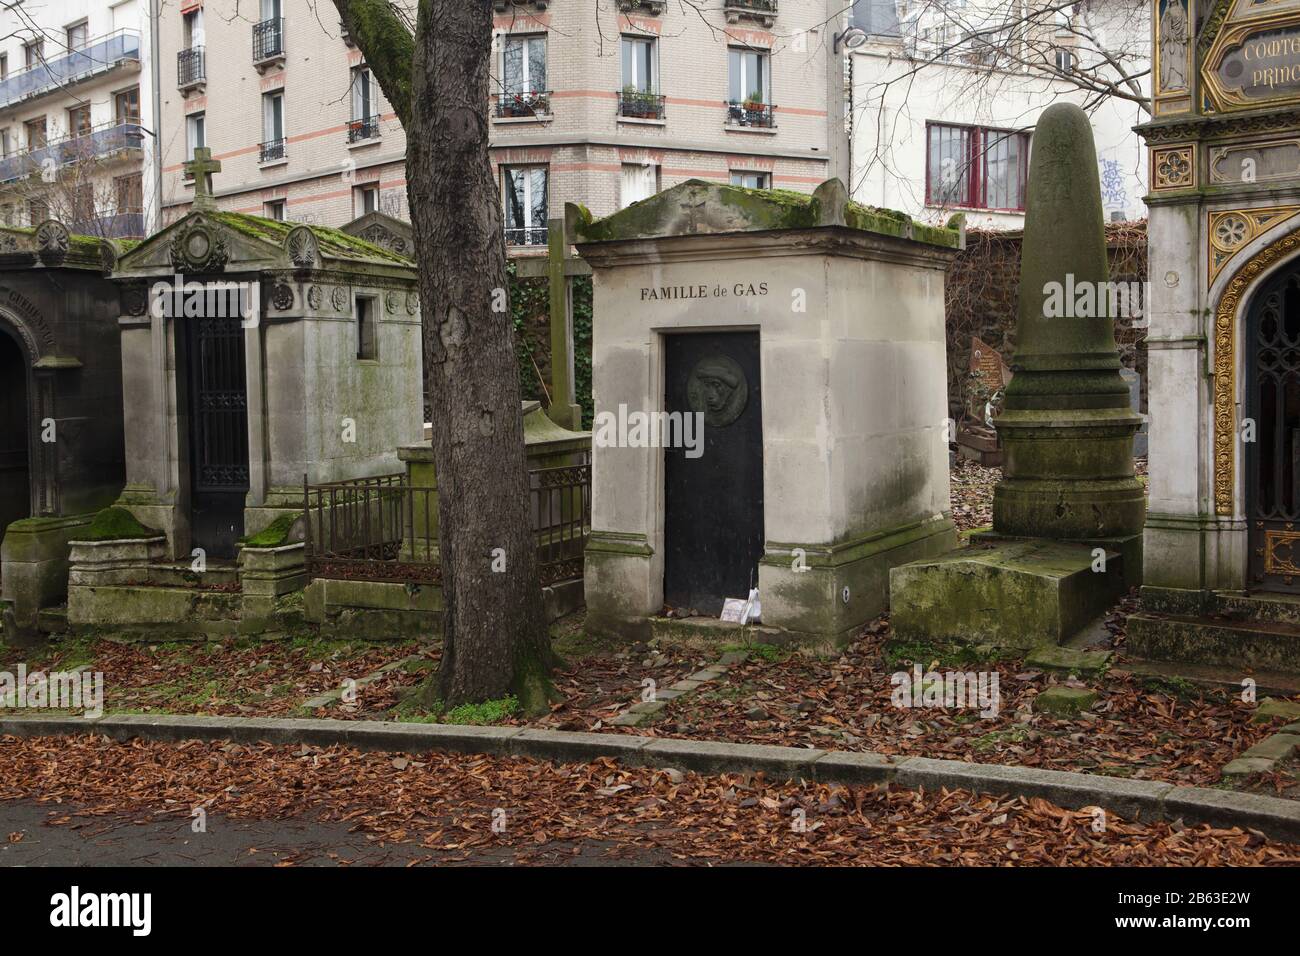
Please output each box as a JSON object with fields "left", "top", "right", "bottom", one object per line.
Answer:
{"left": 184, "top": 147, "right": 221, "bottom": 210}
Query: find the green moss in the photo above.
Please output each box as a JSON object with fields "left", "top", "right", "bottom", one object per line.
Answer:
{"left": 239, "top": 512, "right": 300, "bottom": 548}
{"left": 207, "top": 212, "right": 411, "bottom": 265}
{"left": 80, "top": 507, "right": 159, "bottom": 542}
{"left": 576, "top": 179, "right": 959, "bottom": 249}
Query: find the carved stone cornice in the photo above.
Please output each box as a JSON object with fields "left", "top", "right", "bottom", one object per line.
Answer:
{"left": 1138, "top": 108, "right": 1300, "bottom": 144}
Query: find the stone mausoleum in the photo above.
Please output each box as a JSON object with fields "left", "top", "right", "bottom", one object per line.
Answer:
{"left": 573, "top": 179, "right": 961, "bottom": 645}
{"left": 1129, "top": 0, "right": 1300, "bottom": 673}
{"left": 109, "top": 153, "right": 424, "bottom": 563}
{"left": 0, "top": 222, "right": 127, "bottom": 631}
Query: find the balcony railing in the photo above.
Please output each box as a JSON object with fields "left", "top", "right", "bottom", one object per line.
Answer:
{"left": 178, "top": 46, "right": 205, "bottom": 88}
{"left": 505, "top": 225, "right": 548, "bottom": 247}
{"left": 0, "top": 30, "right": 141, "bottom": 110}
{"left": 347, "top": 116, "right": 380, "bottom": 143}
{"left": 253, "top": 18, "right": 285, "bottom": 64}
{"left": 260, "top": 138, "right": 287, "bottom": 163}
{"left": 0, "top": 121, "right": 145, "bottom": 184}
{"left": 726, "top": 100, "right": 777, "bottom": 128}
{"left": 618, "top": 90, "right": 665, "bottom": 120}
{"left": 724, "top": 0, "right": 778, "bottom": 25}
{"left": 71, "top": 209, "right": 145, "bottom": 240}
{"left": 495, "top": 90, "right": 551, "bottom": 119}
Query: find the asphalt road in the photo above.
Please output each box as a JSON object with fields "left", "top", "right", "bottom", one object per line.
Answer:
{"left": 0, "top": 800, "right": 679, "bottom": 866}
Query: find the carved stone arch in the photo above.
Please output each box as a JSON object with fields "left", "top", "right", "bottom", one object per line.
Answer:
{"left": 1212, "top": 223, "right": 1300, "bottom": 515}
{"left": 0, "top": 304, "right": 53, "bottom": 517}
{"left": 0, "top": 289, "right": 54, "bottom": 362}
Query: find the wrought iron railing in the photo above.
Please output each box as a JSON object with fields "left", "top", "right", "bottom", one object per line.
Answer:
{"left": 348, "top": 116, "right": 380, "bottom": 143}
{"left": 726, "top": 100, "right": 777, "bottom": 128}
{"left": 618, "top": 91, "right": 665, "bottom": 119}
{"left": 504, "top": 225, "right": 549, "bottom": 247}
{"left": 253, "top": 18, "right": 285, "bottom": 63}
{"left": 178, "top": 46, "right": 205, "bottom": 87}
{"left": 303, "top": 456, "right": 591, "bottom": 587}
{"left": 260, "top": 137, "right": 287, "bottom": 163}
{"left": 0, "top": 30, "right": 140, "bottom": 109}
{"left": 495, "top": 90, "right": 551, "bottom": 118}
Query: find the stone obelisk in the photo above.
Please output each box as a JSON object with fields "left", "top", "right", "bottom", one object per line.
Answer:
{"left": 991, "top": 103, "right": 1144, "bottom": 571}
{"left": 889, "top": 104, "right": 1144, "bottom": 650}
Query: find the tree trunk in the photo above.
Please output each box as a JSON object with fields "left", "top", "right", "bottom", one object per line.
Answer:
{"left": 336, "top": 0, "right": 555, "bottom": 712}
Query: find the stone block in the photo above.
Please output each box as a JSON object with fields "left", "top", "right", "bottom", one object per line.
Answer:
{"left": 890, "top": 539, "right": 1122, "bottom": 649}
{"left": 1255, "top": 698, "right": 1300, "bottom": 723}
{"left": 1034, "top": 686, "right": 1099, "bottom": 715}
{"left": 1026, "top": 645, "right": 1113, "bottom": 677}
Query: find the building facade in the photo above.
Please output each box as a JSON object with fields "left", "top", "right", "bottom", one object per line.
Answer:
{"left": 0, "top": 0, "right": 157, "bottom": 238}
{"left": 158, "top": 0, "right": 844, "bottom": 242}
{"left": 848, "top": 0, "right": 1150, "bottom": 228}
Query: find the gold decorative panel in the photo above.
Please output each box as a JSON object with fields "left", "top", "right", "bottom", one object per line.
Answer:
{"left": 1208, "top": 205, "right": 1300, "bottom": 283}
{"left": 1213, "top": 227, "right": 1300, "bottom": 515}
{"left": 1152, "top": 144, "right": 1195, "bottom": 189}
{"left": 1263, "top": 528, "right": 1300, "bottom": 575}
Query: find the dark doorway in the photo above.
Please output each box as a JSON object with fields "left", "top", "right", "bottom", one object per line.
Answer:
{"left": 1247, "top": 264, "right": 1300, "bottom": 593}
{"left": 182, "top": 315, "right": 249, "bottom": 560}
{"left": 663, "top": 331, "right": 763, "bottom": 615}
{"left": 0, "top": 330, "right": 30, "bottom": 536}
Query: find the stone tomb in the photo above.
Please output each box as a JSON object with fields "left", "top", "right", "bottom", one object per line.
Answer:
{"left": 572, "top": 179, "right": 962, "bottom": 644}
{"left": 0, "top": 221, "right": 127, "bottom": 634}
{"left": 108, "top": 164, "right": 423, "bottom": 564}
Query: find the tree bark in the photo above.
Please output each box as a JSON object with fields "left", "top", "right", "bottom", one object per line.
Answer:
{"left": 335, "top": 0, "right": 556, "bottom": 712}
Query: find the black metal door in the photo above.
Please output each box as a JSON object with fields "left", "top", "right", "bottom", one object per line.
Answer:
{"left": 184, "top": 315, "right": 249, "bottom": 560}
{"left": 663, "top": 331, "right": 763, "bottom": 615}
{"left": 0, "top": 330, "right": 30, "bottom": 534}
{"left": 1247, "top": 265, "right": 1300, "bottom": 592}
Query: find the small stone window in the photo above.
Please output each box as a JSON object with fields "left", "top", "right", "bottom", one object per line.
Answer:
{"left": 356, "top": 294, "right": 378, "bottom": 360}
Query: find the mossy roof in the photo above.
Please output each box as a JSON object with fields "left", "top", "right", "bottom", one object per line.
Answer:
{"left": 571, "top": 179, "right": 961, "bottom": 249}
{"left": 207, "top": 211, "right": 411, "bottom": 265}
{"left": 0, "top": 223, "right": 112, "bottom": 260}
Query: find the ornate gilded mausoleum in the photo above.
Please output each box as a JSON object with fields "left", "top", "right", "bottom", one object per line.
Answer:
{"left": 1131, "top": 0, "right": 1300, "bottom": 671}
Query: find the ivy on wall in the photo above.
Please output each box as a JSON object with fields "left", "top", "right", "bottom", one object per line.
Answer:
{"left": 507, "top": 262, "right": 594, "bottom": 430}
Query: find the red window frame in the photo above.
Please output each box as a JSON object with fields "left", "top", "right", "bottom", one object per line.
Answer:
{"left": 924, "top": 121, "right": 1029, "bottom": 213}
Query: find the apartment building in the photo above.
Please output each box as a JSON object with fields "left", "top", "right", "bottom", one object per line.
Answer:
{"left": 159, "top": 0, "right": 844, "bottom": 245}
{"left": 849, "top": 0, "right": 1149, "bottom": 228}
{"left": 0, "top": 0, "right": 156, "bottom": 238}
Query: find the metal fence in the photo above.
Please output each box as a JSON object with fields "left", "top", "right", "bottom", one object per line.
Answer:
{"left": 303, "top": 455, "right": 591, "bottom": 587}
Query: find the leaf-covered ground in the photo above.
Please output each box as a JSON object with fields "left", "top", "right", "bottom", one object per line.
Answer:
{"left": 1, "top": 734, "right": 1295, "bottom": 866}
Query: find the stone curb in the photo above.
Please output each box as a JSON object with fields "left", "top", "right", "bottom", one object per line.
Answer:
{"left": 2, "top": 713, "right": 1298, "bottom": 842}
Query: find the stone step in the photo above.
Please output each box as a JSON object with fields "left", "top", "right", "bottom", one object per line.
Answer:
{"left": 1126, "top": 612, "right": 1300, "bottom": 673}
{"left": 147, "top": 562, "right": 240, "bottom": 588}
{"left": 1212, "top": 592, "right": 1300, "bottom": 627}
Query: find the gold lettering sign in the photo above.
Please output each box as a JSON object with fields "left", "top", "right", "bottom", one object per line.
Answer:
{"left": 1205, "top": 15, "right": 1300, "bottom": 110}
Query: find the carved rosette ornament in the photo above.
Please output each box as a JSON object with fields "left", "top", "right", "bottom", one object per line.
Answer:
{"left": 169, "top": 222, "right": 229, "bottom": 273}
{"left": 385, "top": 290, "right": 400, "bottom": 314}
{"left": 286, "top": 225, "right": 320, "bottom": 271}
{"left": 1152, "top": 145, "right": 1194, "bottom": 189}
{"left": 1213, "top": 229, "right": 1300, "bottom": 515}
{"left": 0, "top": 233, "right": 19, "bottom": 254}
{"left": 35, "top": 220, "right": 70, "bottom": 265}
{"left": 307, "top": 285, "right": 323, "bottom": 310}
{"left": 1207, "top": 206, "right": 1300, "bottom": 284}
{"left": 271, "top": 283, "right": 295, "bottom": 312}
{"left": 406, "top": 291, "right": 419, "bottom": 315}
{"left": 121, "top": 284, "right": 149, "bottom": 317}
{"left": 330, "top": 285, "right": 348, "bottom": 311}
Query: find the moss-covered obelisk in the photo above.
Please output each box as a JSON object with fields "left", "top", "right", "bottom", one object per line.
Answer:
{"left": 991, "top": 103, "right": 1145, "bottom": 563}
{"left": 888, "top": 103, "right": 1143, "bottom": 650}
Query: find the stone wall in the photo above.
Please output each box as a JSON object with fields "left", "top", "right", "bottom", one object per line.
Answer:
{"left": 944, "top": 221, "right": 1149, "bottom": 421}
